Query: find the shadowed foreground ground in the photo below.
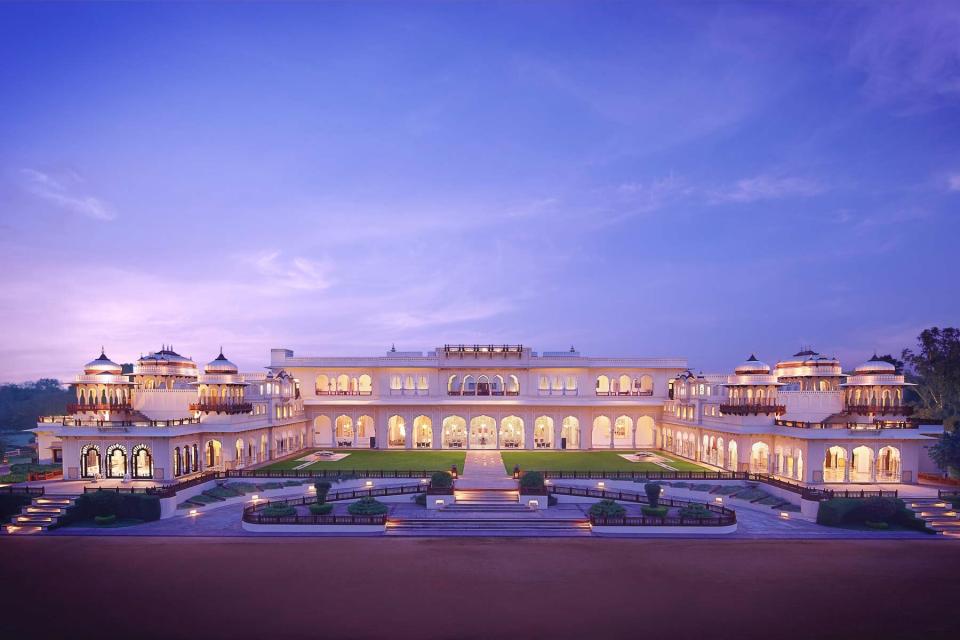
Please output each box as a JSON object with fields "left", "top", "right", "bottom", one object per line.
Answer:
{"left": 1, "top": 537, "right": 957, "bottom": 639}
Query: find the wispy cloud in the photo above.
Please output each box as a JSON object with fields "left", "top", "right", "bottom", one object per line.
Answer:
{"left": 248, "top": 252, "right": 334, "bottom": 292}
{"left": 846, "top": 1, "right": 960, "bottom": 113}
{"left": 708, "top": 175, "right": 824, "bottom": 204}
{"left": 21, "top": 169, "right": 115, "bottom": 221}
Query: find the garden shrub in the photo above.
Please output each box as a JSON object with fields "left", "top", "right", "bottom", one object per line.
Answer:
{"left": 859, "top": 497, "right": 899, "bottom": 523}
{"left": 430, "top": 471, "right": 453, "bottom": 489}
{"left": 283, "top": 480, "right": 301, "bottom": 486}
{"left": 226, "top": 482, "right": 258, "bottom": 494}
{"left": 413, "top": 493, "right": 427, "bottom": 506}
{"left": 679, "top": 503, "right": 712, "bottom": 519}
{"left": 94, "top": 514, "right": 116, "bottom": 526}
{"left": 73, "top": 490, "right": 161, "bottom": 521}
{"left": 547, "top": 494, "right": 558, "bottom": 507}
{"left": 644, "top": 483, "right": 662, "bottom": 508}
{"left": 589, "top": 499, "right": 626, "bottom": 518}
{"left": 314, "top": 480, "right": 332, "bottom": 503}
{"left": 309, "top": 502, "right": 333, "bottom": 515}
{"left": 817, "top": 497, "right": 928, "bottom": 531}
{"left": 259, "top": 482, "right": 283, "bottom": 490}
{"left": 0, "top": 494, "right": 32, "bottom": 521}
{"left": 261, "top": 503, "right": 296, "bottom": 517}
{"left": 347, "top": 497, "right": 388, "bottom": 516}
{"left": 641, "top": 505, "right": 669, "bottom": 517}
{"left": 519, "top": 471, "right": 545, "bottom": 491}
{"left": 865, "top": 521, "right": 889, "bottom": 530}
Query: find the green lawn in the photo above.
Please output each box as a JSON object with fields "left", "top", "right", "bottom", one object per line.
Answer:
{"left": 262, "top": 450, "right": 466, "bottom": 472}
{"left": 500, "top": 450, "right": 710, "bottom": 473}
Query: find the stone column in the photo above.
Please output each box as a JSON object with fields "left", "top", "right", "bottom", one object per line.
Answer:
{"left": 524, "top": 417, "right": 535, "bottom": 450}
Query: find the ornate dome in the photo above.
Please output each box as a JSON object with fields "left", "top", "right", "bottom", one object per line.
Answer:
{"left": 84, "top": 349, "right": 122, "bottom": 375}
{"left": 855, "top": 354, "right": 896, "bottom": 375}
{"left": 735, "top": 354, "right": 770, "bottom": 375}
{"left": 205, "top": 349, "right": 238, "bottom": 374}
{"left": 138, "top": 345, "right": 195, "bottom": 366}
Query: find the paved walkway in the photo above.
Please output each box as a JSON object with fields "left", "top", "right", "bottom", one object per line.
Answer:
{"left": 458, "top": 451, "right": 516, "bottom": 489}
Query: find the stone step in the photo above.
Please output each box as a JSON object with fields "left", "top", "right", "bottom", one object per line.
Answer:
{"left": 23, "top": 506, "right": 66, "bottom": 516}
{"left": 13, "top": 514, "right": 55, "bottom": 526}
{"left": 3, "top": 524, "right": 44, "bottom": 535}
{"left": 385, "top": 517, "right": 591, "bottom": 536}
{"left": 33, "top": 497, "right": 76, "bottom": 507}
{"left": 443, "top": 504, "right": 531, "bottom": 512}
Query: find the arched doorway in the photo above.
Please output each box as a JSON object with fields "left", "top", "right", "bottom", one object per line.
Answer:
{"left": 206, "top": 440, "right": 222, "bottom": 468}
{"left": 877, "top": 446, "right": 900, "bottom": 482}
{"left": 851, "top": 445, "right": 874, "bottom": 483}
{"left": 823, "top": 446, "right": 847, "bottom": 483}
{"left": 750, "top": 442, "right": 770, "bottom": 473}
{"left": 635, "top": 416, "right": 655, "bottom": 447}
{"left": 613, "top": 415, "right": 633, "bottom": 448}
{"left": 335, "top": 416, "right": 354, "bottom": 446}
{"left": 388, "top": 415, "right": 406, "bottom": 448}
{"left": 442, "top": 416, "right": 466, "bottom": 448}
{"left": 314, "top": 416, "right": 333, "bottom": 447}
{"left": 534, "top": 416, "right": 553, "bottom": 449}
{"left": 592, "top": 416, "right": 611, "bottom": 448}
{"left": 561, "top": 416, "right": 580, "bottom": 449}
{"left": 356, "top": 415, "right": 374, "bottom": 447}
{"left": 81, "top": 445, "right": 101, "bottom": 479}
{"left": 132, "top": 444, "right": 152, "bottom": 478}
{"left": 500, "top": 416, "right": 524, "bottom": 448}
{"left": 727, "top": 440, "right": 738, "bottom": 471}
{"left": 414, "top": 416, "right": 433, "bottom": 448}
{"left": 106, "top": 444, "right": 127, "bottom": 478}
{"left": 470, "top": 415, "right": 497, "bottom": 449}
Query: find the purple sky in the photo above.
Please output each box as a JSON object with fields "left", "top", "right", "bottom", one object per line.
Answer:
{"left": 1, "top": 1, "right": 959, "bottom": 382}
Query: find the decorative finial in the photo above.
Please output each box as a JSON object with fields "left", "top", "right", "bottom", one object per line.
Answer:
{"left": 570, "top": 345, "right": 575, "bottom": 352}
{"left": 390, "top": 343, "right": 396, "bottom": 352}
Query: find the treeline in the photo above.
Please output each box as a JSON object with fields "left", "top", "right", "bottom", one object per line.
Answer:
{"left": 0, "top": 379, "right": 72, "bottom": 431}
{"left": 902, "top": 327, "right": 960, "bottom": 425}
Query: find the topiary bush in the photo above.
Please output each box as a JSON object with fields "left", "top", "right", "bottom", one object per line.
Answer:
{"left": 309, "top": 502, "right": 333, "bottom": 515}
{"left": 261, "top": 503, "right": 296, "bottom": 517}
{"left": 347, "top": 497, "right": 388, "bottom": 516}
{"left": 314, "top": 480, "right": 333, "bottom": 503}
{"left": 430, "top": 471, "right": 453, "bottom": 489}
{"left": 589, "top": 499, "right": 626, "bottom": 518}
{"left": 520, "top": 471, "right": 545, "bottom": 491}
{"left": 644, "top": 482, "right": 662, "bottom": 508}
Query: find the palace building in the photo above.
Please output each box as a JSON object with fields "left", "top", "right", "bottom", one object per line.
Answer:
{"left": 32, "top": 344, "right": 942, "bottom": 485}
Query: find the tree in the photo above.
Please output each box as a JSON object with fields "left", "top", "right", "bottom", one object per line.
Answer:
{"left": 929, "top": 428, "right": 960, "bottom": 478}
{"left": 874, "top": 354, "right": 904, "bottom": 375}
{"left": 644, "top": 482, "right": 662, "bottom": 508}
{"left": 902, "top": 327, "right": 960, "bottom": 421}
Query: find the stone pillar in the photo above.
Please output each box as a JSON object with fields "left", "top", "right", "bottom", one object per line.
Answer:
{"left": 404, "top": 414, "right": 414, "bottom": 450}
{"left": 524, "top": 418, "right": 535, "bottom": 450}
{"left": 554, "top": 418, "right": 563, "bottom": 450}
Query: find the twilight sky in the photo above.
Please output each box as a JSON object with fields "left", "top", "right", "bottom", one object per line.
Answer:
{"left": 1, "top": 1, "right": 959, "bottom": 381}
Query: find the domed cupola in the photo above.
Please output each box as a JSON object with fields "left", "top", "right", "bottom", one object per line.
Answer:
{"left": 735, "top": 354, "right": 771, "bottom": 375}
{"left": 205, "top": 349, "right": 238, "bottom": 375}
{"left": 854, "top": 354, "right": 896, "bottom": 375}
{"left": 83, "top": 348, "right": 122, "bottom": 375}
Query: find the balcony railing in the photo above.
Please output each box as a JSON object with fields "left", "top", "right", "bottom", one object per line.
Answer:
{"left": 843, "top": 404, "right": 914, "bottom": 416}
{"left": 68, "top": 402, "right": 132, "bottom": 413}
{"left": 447, "top": 390, "right": 520, "bottom": 397}
{"left": 315, "top": 389, "right": 373, "bottom": 396}
{"left": 189, "top": 402, "right": 253, "bottom": 414}
{"left": 719, "top": 402, "right": 786, "bottom": 416}
{"left": 595, "top": 390, "right": 654, "bottom": 397}
{"left": 775, "top": 418, "right": 918, "bottom": 430}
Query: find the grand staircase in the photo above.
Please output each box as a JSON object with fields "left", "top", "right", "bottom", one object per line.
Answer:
{"left": 4, "top": 495, "right": 77, "bottom": 535}
{"left": 906, "top": 497, "right": 960, "bottom": 538}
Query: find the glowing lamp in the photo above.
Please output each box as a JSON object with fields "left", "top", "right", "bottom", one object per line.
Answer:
{"left": 365, "top": 480, "right": 373, "bottom": 487}
{"left": 252, "top": 494, "right": 259, "bottom": 502}
{"left": 779, "top": 512, "right": 790, "bottom": 519}
{"left": 435, "top": 499, "right": 444, "bottom": 505}
{"left": 597, "top": 481, "right": 605, "bottom": 488}
{"left": 714, "top": 497, "right": 723, "bottom": 504}
{"left": 189, "top": 509, "right": 198, "bottom": 516}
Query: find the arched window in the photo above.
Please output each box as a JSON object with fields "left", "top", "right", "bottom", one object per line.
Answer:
{"left": 618, "top": 375, "right": 631, "bottom": 396}
{"left": 561, "top": 416, "right": 580, "bottom": 449}
{"left": 192, "top": 444, "right": 199, "bottom": 472}
{"left": 640, "top": 375, "right": 654, "bottom": 395}
{"left": 442, "top": 416, "right": 467, "bottom": 448}
{"left": 565, "top": 376, "right": 577, "bottom": 393}
{"left": 506, "top": 375, "right": 520, "bottom": 395}
{"left": 596, "top": 375, "right": 610, "bottom": 395}
{"left": 534, "top": 416, "right": 554, "bottom": 449}
{"left": 106, "top": 444, "right": 127, "bottom": 478}
{"left": 492, "top": 375, "right": 504, "bottom": 395}
{"left": 414, "top": 415, "right": 433, "bottom": 448}
{"left": 336, "top": 374, "right": 350, "bottom": 393}
{"left": 80, "top": 445, "right": 101, "bottom": 478}
{"left": 463, "top": 375, "right": 476, "bottom": 395}
{"left": 132, "top": 444, "right": 152, "bottom": 478}
{"left": 390, "top": 375, "right": 402, "bottom": 391}
{"left": 388, "top": 415, "right": 406, "bottom": 448}
{"left": 448, "top": 375, "right": 461, "bottom": 395}
{"left": 358, "top": 374, "right": 372, "bottom": 394}
{"left": 173, "top": 447, "right": 182, "bottom": 477}
{"left": 477, "top": 375, "right": 490, "bottom": 396}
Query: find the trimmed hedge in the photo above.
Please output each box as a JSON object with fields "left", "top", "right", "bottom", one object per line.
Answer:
{"left": 309, "top": 502, "right": 333, "bottom": 515}
{"left": 678, "top": 503, "right": 712, "bottom": 519}
{"left": 641, "top": 505, "right": 668, "bottom": 517}
{"left": 62, "top": 491, "right": 161, "bottom": 525}
{"left": 430, "top": 471, "right": 453, "bottom": 489}
{"left": 261, "top": 503, "right": 296, "bottom": 517}
{"left": 590, "top": 499, "right": 626, "bottom": 518}
{"left": 347, "top": 497, "right": 388, "bottom": 516}
{"left": 94, "top": 514, "right": 116, "bottom": 526}
{"left": 520, "top": 471, "right": 545, "bottom": 491}
{"left": 817, "top": 497, "right": 931, "bottom": 532}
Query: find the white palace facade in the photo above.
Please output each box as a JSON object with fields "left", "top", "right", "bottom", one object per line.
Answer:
{"left": 32, "top": 344, "right": 942, "bottom": 485}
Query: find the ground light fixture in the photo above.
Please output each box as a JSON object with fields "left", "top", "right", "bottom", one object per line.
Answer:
{"left": 189, "top": 509, "right": 198, "bottom": 517}
{"left": 597, "top": 481, "right": 605, "bottom": 488}
{"left": 779, "top": 512, "right": 790, "bottom": 519}
{"left": 715, "top": 497, "right": 723, "bottom": 504}
{"left": 365, "top": 480, "right": 373, "bottom": 487}
{"left": 251, "top": 494, "right": 259, "bottom": 502}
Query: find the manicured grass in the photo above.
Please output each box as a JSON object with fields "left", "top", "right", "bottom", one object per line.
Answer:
{"left": 262, "top": 450, "right": 466, "bottom": 472}
{"left": 501, "top": 451, "right": 710, "bottom": 473}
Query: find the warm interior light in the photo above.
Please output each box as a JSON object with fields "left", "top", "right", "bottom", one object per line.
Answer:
{"left": 779, "top": 512, "right": 790, "bottom": 519}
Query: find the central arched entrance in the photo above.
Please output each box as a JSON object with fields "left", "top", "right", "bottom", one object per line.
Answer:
{"left": 469, "top": 415, "right": 497, "bottom": 449}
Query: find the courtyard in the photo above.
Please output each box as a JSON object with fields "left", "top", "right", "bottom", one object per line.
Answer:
{"left": 261, "top": 449, "right": 467, "bottom": 471}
